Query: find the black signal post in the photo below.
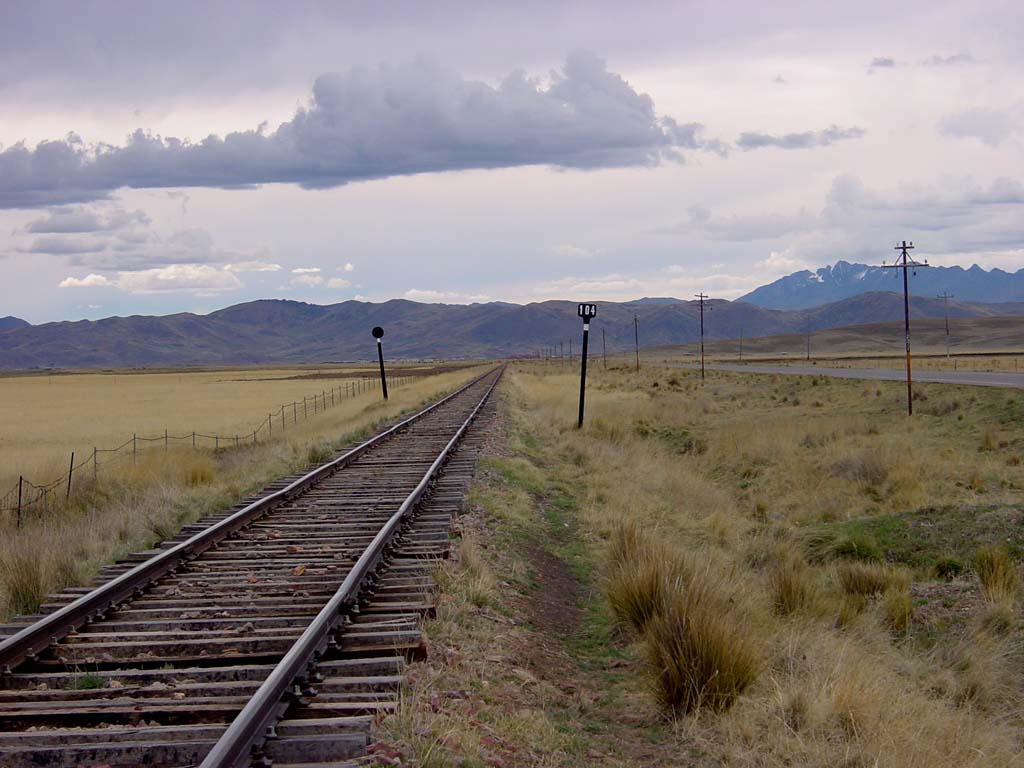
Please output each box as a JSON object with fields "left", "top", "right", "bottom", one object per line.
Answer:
{"left": 577, "top": 303, "right": 597, "bottom": 428}
{"left": 372, "top": 325, "right": 389, "bottom": 400}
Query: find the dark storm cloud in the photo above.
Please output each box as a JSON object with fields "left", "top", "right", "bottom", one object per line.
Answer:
{"left": 736, "top": 125, "right": 865, "bottom": 151}
{"left": 0, "top": 53, "right": 721, "bottom": 209}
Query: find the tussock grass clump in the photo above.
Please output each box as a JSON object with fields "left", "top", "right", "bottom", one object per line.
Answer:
{"left": 883, "top": 585, "right": 913, "bottom": 634}
{"left": 769, "top": 552, "right": 819, "bottom": 616}
{"left": 975, "top": 545, "right": 1017, "bottom": 604}
{"left": 0, "top": 545, "right": 50, "bottom": 616}
{"left": 604, "top": 521, "right": 690, "bottom": 634}
{"left": 457, "top": 532, "right": 498, "bottom": 608}
{"left": 803, "top": 529, "right": 882, "bottom": 564}
{"left": 833, "top": 448, "right": 889, "bottom": 487}
{"left": 644, "top": 568, "right": 761, "bottom": 715}
{"left": 837, "top": 561, "right": 902, "bottom": 596}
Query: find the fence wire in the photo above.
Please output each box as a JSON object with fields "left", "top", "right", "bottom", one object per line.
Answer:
{"left": 1, "top": 374, "right": 412, "bottom": 526}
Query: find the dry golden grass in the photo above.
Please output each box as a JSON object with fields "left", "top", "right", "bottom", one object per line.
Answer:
{"left": 837, "top": 561, "right": 904, "bottom": 596}
{"left": 643, "top": 560, "right": 762, "bottom": 715}
{"left": 0, "top": 362, "right": 450, "bottom": 493}
{"left": 0, "top": 366, "right": 487, "bottom": 618}
{"left": 768, "top": 549, "right": 820, "bottom": 616}
{"left": 498, "top": 362, "right": 1024, "bottom": 765}
{"left": 975, "top": 544, "right": 1018, "bottom": 604}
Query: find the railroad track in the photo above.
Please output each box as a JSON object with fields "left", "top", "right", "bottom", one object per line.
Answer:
{"left": 0, "top": 366, "right": 503, "bottom": 768}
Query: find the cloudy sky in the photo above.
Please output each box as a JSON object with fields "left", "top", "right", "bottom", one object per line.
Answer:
{"left": 2, "top": 0, "right": 1022, "bottom": 323}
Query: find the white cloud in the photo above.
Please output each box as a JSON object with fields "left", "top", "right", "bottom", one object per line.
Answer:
{"left": 225, "top": 260, "right": 282, "bottom": 272}
{"left": 291, "top": 266, "right": 321, "bottom": 274}
{"left": 341, "top": 262, "right": 354, "bottom": 272}
{"left": 59, "top": 273, "right": 111, "bottom": 288}
{"left": 755, "top": 250, "right": 812, "bottom": 273}
{"left": 551, "top": 244, "right": 594, "bottom": 260}
{"left": 403, "top": 289, "right": 493, "bottom": 303}
{"left": 327, "top": 277, "right": 351, "bottom": 288}
{"left": 937, "top": 107, "right": 1020, "bottom": 147}
{"left": 115, "top": 264, "right": 243, "bottom": 294}
{"left": 291, "top": 273, "right": 323, "bottom": 286}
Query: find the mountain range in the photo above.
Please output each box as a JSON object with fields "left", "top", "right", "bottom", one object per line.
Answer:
{"left": 738, "top": 260, "right": 1024, "bottom": 310}
{"left": 3, "top": 291, "right": 1024, "bottom": 369}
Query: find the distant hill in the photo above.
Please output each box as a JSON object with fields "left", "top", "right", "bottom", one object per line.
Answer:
{"left": 2, "top": 293, "right": 1023, "bottom": 369}
{"left": 0, "top": 316, "right": 29, "bottom": 332}
{"left": 739, "top": 260, "right": 1024, "bottom": 310}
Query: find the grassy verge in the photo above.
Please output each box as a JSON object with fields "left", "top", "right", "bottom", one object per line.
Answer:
{"left": 378, "top": 363, "right": 1024, "bottom": 766}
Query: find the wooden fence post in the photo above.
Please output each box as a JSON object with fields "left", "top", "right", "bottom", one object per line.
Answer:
{"left": 133, "top": 434, "right": 137, "bottom": 464}
{"left": 66, "top": 452, "right": 75, "bottom": 501}
{"left": 164, "top": 429, "right": 169, "bottom": 451}
{"left": 93, "top": 448, "right": 98, "bottom": 482}
{"left": 16, "top": 476, "right": 22, "bottom": 529}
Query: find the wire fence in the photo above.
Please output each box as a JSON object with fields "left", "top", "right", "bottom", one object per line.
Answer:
{"left": 0, "top": 373, "right": 413, "bottom": 527}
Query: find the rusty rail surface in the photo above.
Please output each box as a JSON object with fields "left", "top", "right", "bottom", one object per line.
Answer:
{"left": 200, "top": 367, "right": 502, "bottom": 767}
{"left": 0, "top": 364, "right": 503, "bottom": 768}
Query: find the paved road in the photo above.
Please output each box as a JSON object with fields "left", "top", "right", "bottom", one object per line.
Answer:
{"left": 657, "top": 361, "right": 1024, "bottom": 389}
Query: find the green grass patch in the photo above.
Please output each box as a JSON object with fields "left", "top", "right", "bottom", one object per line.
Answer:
{"left": 805, "top": 504, "right": 1024, "bottom": 569}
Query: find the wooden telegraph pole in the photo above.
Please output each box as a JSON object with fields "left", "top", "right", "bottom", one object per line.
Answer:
{"left": 695, "top": 293, "right": 710, "bottom": 381}
{"left": 881, "top": 241, "right": 929, "bottom": 415}
{"left": 937, "top": 291, "right": 954, "bottom": 359}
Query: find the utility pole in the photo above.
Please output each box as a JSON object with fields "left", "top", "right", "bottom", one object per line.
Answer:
{"left": 937, "top": 291, "right": 954, "bottom": 359}
{"left": 634, "top": 315, "right": 640, "bottom": 372}
{"left": 695, "top": 293, "right": 710, "bottom": 381}
{"left": 805, "top": 317, "right": 811, "bottom": 362}
{"left": 577, "top": 304, "right": 597, "bottom": 427}
{"left": 881, "top": 241, "right": 929, "bottom": 415}
{"left": 602, "top": 327, "right": 607, "bottom": 369}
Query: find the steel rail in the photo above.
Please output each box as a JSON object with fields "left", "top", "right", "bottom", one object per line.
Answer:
{"left": 199, "top": 366, "right": 503, "bottom": 768}
{"left": 0, "top": 366, "right": 500, "bottom": 673}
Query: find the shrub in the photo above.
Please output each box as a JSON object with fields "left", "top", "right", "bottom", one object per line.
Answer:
{"left": 975, "top": 545, "right": 1017, "bottom": 604}
{"left": 644, "top": 573, "right": 760, "bottom": 715}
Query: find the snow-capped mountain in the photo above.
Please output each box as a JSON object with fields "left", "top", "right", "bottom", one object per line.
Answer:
{"left": 739, "top": 260, "right": 1024, "bottom": 310}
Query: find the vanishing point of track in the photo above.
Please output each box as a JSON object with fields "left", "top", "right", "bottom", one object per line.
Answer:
{"left": 0, "top": 365, "right": 504, "bottom": 768}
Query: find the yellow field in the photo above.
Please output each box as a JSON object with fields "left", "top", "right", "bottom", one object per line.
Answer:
{"left": 0, "top": 363, "right": 487, "bottom": 617}
{"left": 0, "top": 363, "right": 460, "bottom": 494}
